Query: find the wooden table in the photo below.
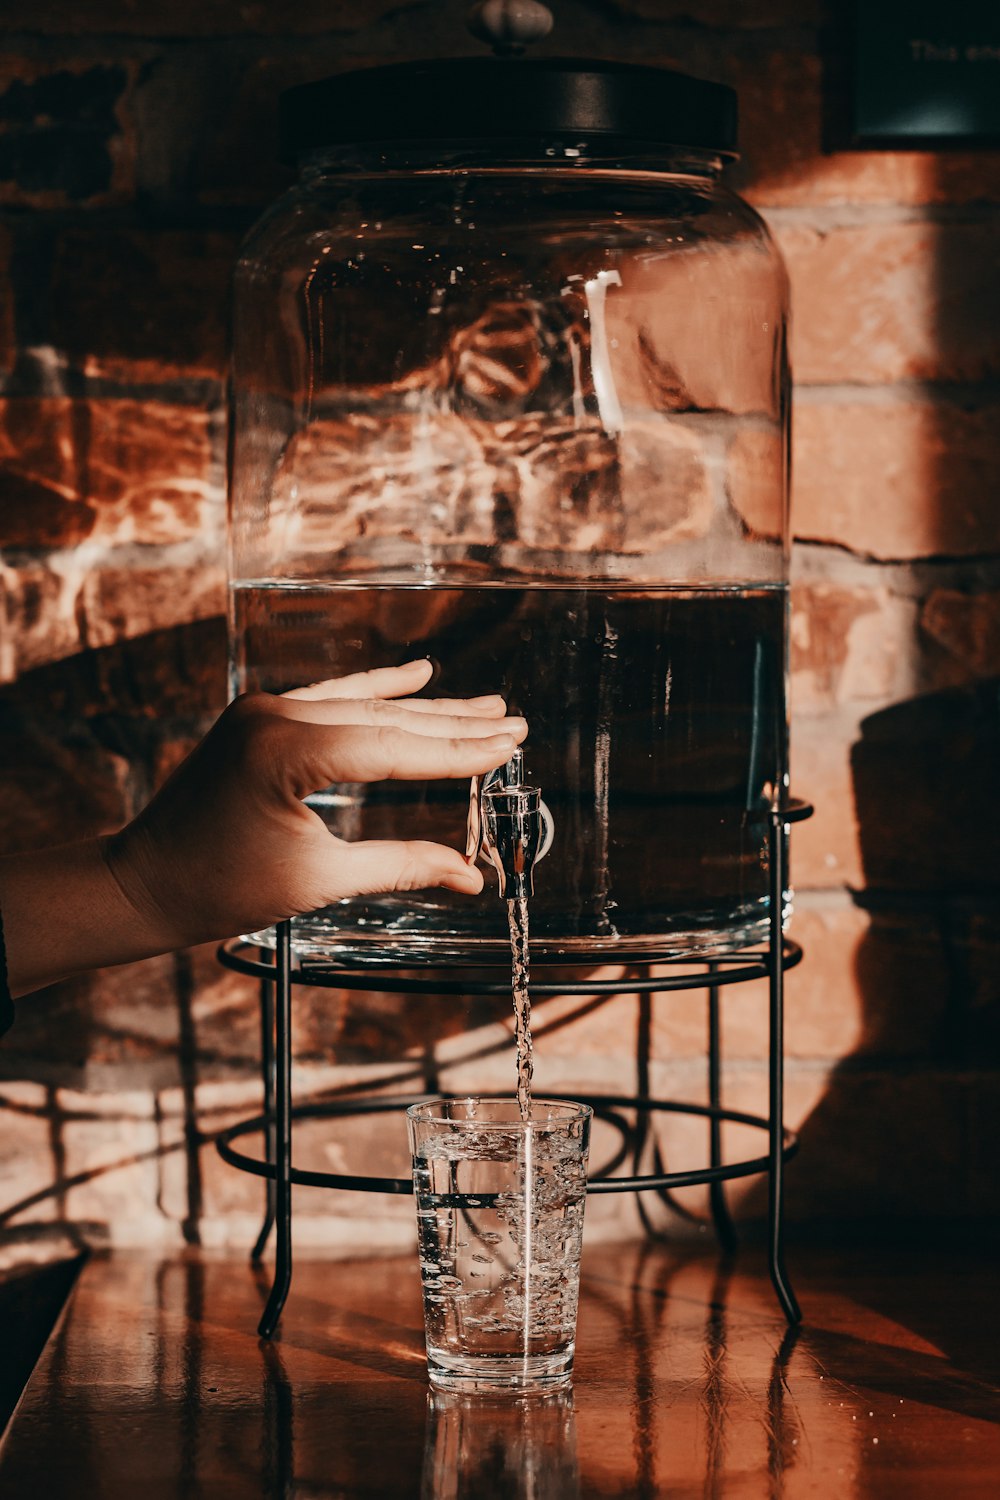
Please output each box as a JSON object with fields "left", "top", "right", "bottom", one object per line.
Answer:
{"left": 1, "top": 1242, "right": 998, "bottom": 1497}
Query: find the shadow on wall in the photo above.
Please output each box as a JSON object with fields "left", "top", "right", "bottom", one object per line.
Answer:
{"left": 780, "top": 681, "right": 1000, "bottom": 1392}
{"left": 782, "top": 682, "right": 1000, "bottom": 1240}
{"left": 738, "top": 9, "right": 1000, "bottom": 1248}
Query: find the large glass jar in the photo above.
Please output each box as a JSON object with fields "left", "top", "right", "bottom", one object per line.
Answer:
{"left": 228, "top": 58, "right": 790, "bottom": 964}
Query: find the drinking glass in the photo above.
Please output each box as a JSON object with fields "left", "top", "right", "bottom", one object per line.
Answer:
{"left": 407, "top": 1098, "right": 592, "bottom": 1391}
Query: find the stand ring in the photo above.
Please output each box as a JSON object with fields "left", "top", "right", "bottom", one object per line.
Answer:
{"left": 217, "top": 938, "right": 804, "bottom": 994}
{"left": 215, "top": 1092, "right": 798, "bottom": 1196}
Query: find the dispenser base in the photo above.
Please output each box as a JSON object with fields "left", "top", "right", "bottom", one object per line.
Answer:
{"left": 245, "top": 907, "right": 782, "bottom": 968}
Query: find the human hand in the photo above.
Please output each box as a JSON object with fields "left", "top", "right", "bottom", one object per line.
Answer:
{"left": 101, "top": 660, "right": 527, "bottom": 953}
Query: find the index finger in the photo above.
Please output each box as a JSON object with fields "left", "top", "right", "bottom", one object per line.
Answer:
{"left": 283, "top": 662, "right": 507, "bottom": 716}
{"left": 289, "top": 724, "right": 520, "bottom": 792}
{"left": 283, "top": 660, "right": 433, "bottom": 702}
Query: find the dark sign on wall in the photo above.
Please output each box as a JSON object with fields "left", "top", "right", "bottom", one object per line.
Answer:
{"left": 854, "top": 0, "right": 1000, "bottom": 146}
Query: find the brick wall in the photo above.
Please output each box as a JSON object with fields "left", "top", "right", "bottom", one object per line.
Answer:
{"left": 1, "top": 0, "right": 998, "bottom": 1256}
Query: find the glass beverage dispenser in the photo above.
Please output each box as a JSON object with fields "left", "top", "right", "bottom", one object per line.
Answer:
{"left": 228, "top": 56, "right": 790, "bottom": 964}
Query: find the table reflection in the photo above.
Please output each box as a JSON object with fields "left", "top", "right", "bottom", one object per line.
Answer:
{"left": 3, "top": 1248, "right": 995, "bottom": 1500}
{"left": 421, "top": 1386, "right": 580, "bottom": 1500}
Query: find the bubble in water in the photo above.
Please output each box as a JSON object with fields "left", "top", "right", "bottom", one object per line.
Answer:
{"left": 420, "top": 1130, "right": 517, "bottom": 1162}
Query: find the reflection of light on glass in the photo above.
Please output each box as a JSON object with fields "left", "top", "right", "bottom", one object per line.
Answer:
{"left": 879, "top": 103, "right": 980, "bottom": 136}
{"left": 421, "top": 1386, "right": 581, "bottom": 1500}
{"left": 583, "top": 269, "right": 624, "bottom": 436}
{"left": 567, "top": 335, "right": 586, "bottom": 425}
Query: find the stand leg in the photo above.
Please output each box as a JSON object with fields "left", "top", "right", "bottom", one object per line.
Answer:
{"left": 707, "top": 966, "right": 738, "bottom": 1254}
{"left": 768, "top": 811, "right": 801, "bottom": 1325}
{"left": 258, "top": 920, "right": 293, "bottom": 1338}
{"left": 251, "top": 969, "right": 277, "bottom": 1263}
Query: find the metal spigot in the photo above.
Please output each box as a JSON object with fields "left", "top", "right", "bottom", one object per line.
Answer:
{"left": 466, "top": 748, "right": 554, "bottom": 899}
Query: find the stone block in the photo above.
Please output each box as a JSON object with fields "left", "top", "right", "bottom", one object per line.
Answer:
{"left": 630, "top": 1059, "right": 830, "bottom": 1223}
{"left": 56, "top": 1087, "right": 162, "bottom": 1227}
{"left": 0, "top": 714, "right": 133, "bottom": 852}
{"left": 155, "top": 1080, "right": 265, "bottom": 1229}
{"left": 54, "top": 945, "right": 264, "bottom": 1088}
{"left": 734, "top": 50, "right": 1000, "bottom": 208}
{"left": 0, "top": 1082, "right": 59, "bottom": 1228}
{"left": 1, "top": 560, "right": 81, "bottom": 683}
{"left": 0, "top": 54, "right": 135, "bottom": 207}
{"left": 1, "top": 614, "right": 227, "bottom": 722}
{"left": 721, "top": 899, "right": 973, "bottom": 1065}
{"left": 618, "top": 419, "right": 716, "bottom": 550}
{"left": 786, "top": 398, "right": 1000, "bottom": 560}
{"left": 131, "top": 47, "right": 291, "bottom": 211}
{"left": 779, "top": 1070, "right": 972, "bottom": 1223}
{"left": 0, "top": 955, "right": 183, "bottom": 1086}
{"left": 1, "top": 561, "right": 226, "bottom": 682}
{"left": 156, "top": 1070, "right": 421, "bottom": 1245}
{"left": 81, "top": 565, "right": 227, "bottom": 651}
{"left": 722, "top": 426, "right": 786, "bottom": 545}
{"left": 47, "top": 228, "right": 236, "bottom": 383}
{"left": 920, "top": 589, "right": 1000, "bottom": 679}
{"left": 791, "top": 679, "right": 998, "bottom": 900}
{"left": 177, "top": 945, "right": 262, "bottom": 1075}
{"left": 966, "top": 1073, "right": 1000, "bottom": 1216}
{"left": 961, "top": 913, "right": 1000, "bottom": 1063}
{"left": 0, "top": 933, "right": 263, "bottom": 1097}
{"left": 790, "top": 581, "right": 921, "bottom": 711}
{"left": 789, "top": 710, "right": 863, "bottom": 890}
{"left": 718, "top": 903, "right": 868, "bottom": 1064}
{"left": 520, "top": 985, "right": 641, "bottom": 1061}
{"left": 852, "top": 685, "right": 1000, "bottom": 895}
{"left": 0, "top": 398, "right": 218, "bottom": 548}
{"left": 606, "top": 243, "right": 786, "bottom": 419}
{"left": 725, "top": 1064, "right": 975, "bottom": 1223}
{"left": 0, "top": 222, "right": 13, "bottom": 377}
{"left": 603, "top": 0, "right": 818, "bottom": 22}
{"left": 777, "top": 222, "right": 1000, "bottom": 386}
{"left": 269, "top": 413, "right": 498, "bottom": 564}
{"left": 293, "top": 983, "right": 464, "bottom": 1068}
{"left": 790, "top": 576, "right": 1000, "bottom": 711}
{"left": 0, "top": 1, "right": 424, "bottom": 36}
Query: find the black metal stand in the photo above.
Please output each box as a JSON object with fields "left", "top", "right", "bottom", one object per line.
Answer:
{"left": 216, "top": 801, "right": 812, "bottom": 1337}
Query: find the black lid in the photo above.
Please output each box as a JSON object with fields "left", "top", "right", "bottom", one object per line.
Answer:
{"left": 280, "top": 57, "right": 737, "bottom": 162}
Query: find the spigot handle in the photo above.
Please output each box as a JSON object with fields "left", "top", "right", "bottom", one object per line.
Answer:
{"left": 466, "top": 772, "right": 485, "bottom": 862}
{"left": 483, "top": 785, "right": 543, "bottom": 899}
{"left": 465, "top": 751, "right": 523, "bottom": 861}
{"left": 465, "top": 752, "right": 555, "bottom": 898}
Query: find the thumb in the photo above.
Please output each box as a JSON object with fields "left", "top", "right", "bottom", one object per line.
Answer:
{"left": 323, "top": 839, "right": 487, "bottom": 900}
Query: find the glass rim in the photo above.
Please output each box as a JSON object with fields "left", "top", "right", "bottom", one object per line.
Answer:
{"left": 406, "top": 1096, "right": 592, "bottom": 1129}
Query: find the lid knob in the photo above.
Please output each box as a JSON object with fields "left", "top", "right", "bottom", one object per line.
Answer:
{"left": 467, "top": 0, "right": 554, "bottom": 56}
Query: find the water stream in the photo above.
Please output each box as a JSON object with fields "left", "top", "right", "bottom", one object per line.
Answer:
{"left": 507, "top": 895, "right": 533, "bottom": 1120}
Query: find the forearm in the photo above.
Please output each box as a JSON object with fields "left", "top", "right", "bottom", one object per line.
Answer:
{"left": 0, "top": 674, "right": 523, "bottom": 1003}
{"left": 0, "top": 839, "right": 172, "bottom": 999}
